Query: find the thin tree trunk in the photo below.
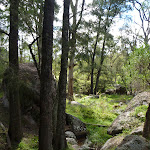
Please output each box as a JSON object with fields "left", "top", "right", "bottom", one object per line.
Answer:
{"left": 94, "top": 36, "right": 106, "bottom": 95}
{"left": 39, "top": 0, "right": 54, "bottom": 149}
{"left": 68, "top": 0, "right": 85, "bottom": 100}
{"left": 8, "top": 0, "right": 22, "bottom": 143}
{"left": 68, "top": 54, "right": 75, "bottom": 100}
{"left": 90, "top": 21, "right": 100, "bottom": 94}
{"left": 54, "top": 1, "right": 70, "bottom": 149}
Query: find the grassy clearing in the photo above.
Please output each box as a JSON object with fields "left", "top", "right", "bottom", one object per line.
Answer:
{"left": 66, "top": 94, "right": 133, "bottom": 146}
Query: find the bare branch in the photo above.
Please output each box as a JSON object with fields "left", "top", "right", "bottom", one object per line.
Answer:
{"left": 0, "top": 28, "right": 9, "bottom": 36}
{"left": 75, "top": 0, "right": 85, "bottom": 31}
{"left": 28, "top": 36, "right": 41, "bottom": 78}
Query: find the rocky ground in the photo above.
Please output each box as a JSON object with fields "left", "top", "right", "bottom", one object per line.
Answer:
{"left": 101, "top": 91, "right": 150, "bottom": 150}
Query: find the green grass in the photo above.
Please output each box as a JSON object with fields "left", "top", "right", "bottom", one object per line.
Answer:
{"left": 66, "top": 94, "right": 133, "bottom": 146}
{"left": 133, "top": 105, "right": 148, "bottom": 122}
{"left": 66, "top": 143, "right": 74, "bottom": 150}
{"left": 0, "top": 92, "right": 3, "bottom": 99}
{"left": 17, "top": 136, "right": 38, "bottom": 150}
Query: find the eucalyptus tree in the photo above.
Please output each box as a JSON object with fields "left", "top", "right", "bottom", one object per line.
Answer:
{"left": 68, "top": 0, "right": 85, "bottom": 100}
{"left": 8, "top": 0, "right": 23, "bottom": 143}
{"left": 132, "top": 0, "right": 150, "bottom": 45}
{"left": 39, "top": 0, "right": 54, "bottom": 149}
{"left": 91, "top": 0, "right": 132, "bottom": 94}
{"left": 19, "top": 0, "right": 59, "bottom": 74}
{"left": 54, "top": 0, "right": 70, "bottom": 149}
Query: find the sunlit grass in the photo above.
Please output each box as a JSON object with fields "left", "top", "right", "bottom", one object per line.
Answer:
{"left": 66, "top": 94, "right": 133, "bottom": 146}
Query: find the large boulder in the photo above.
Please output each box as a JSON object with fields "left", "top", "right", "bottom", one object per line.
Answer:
{"left": 2, "top": 63, "right": 56, "bottom": 113}
{"left": 105, "top": 84, "right": 127, "bottom": 95}
{"left": 115, "top": 84, "right": 127, "bottom": 95}
{"left": 115, "top": 135, "right": 150, "bottom": 150}
{"left": 108, "top": 92, "right": 150, "bottom": 136}
{"left": 66, "top": 113, "right": 87, "bottom": 139}
{"left": 101, "top": 135, "right": 150, "bottom": 150}
{"left": 105, "top": 89, "right": 115, "bottom": 95}
{"left": 100, "top": 136, "right": 125, "bottom": 150}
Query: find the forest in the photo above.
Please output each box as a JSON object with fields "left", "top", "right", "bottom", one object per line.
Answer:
{"left": 0, "top": 0, "right": 150, "bottom": 150}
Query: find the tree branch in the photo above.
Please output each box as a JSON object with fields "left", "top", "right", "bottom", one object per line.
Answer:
{"left": 28, "top": 36, "right": 41, "bottom": 78}
{"left": 0, "top": 28, "right": 9, "bottom": 36}
{"left": 75, "top": 0, "right": 85, "bottom": 31}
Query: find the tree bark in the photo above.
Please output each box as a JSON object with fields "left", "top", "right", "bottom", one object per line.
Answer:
{"left": 39, "top": 0, "right": 54, "bottom": 149}
{"left": 8, "top": 0, "right": 23, "bottom": 143}
{"left": 94, "top": 36, "right": 106, "bottom": 94}
{"left": 90, "top": 21, "right": 100, "bottom": 94}
{"left": 68, "top": 0, "right": 85, "bottom": 100}
{"left": 143, "top": 104, "right": 150, "bottom": 139}
{"left": 54, "top": 1, "right": 70, "bottom": 149}
{"left": 68, "top": 54, "right": 75, "bottom": 100}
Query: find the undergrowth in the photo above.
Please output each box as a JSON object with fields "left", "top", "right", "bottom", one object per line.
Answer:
{"left": 0, "top": 93, "right": 133, "bottom": 149}
{"left": 17, "top": 136, "right": 38, "bottom": 150}
{"left": 66, "top": 94, "right": 133, "bottom": 146}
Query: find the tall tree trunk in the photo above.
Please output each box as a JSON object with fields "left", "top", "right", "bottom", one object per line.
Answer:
{"left": 37, "top": 2, "right": 43, "bottom": 68}
{"left": 94, "top": 36, "right": 106, "bottom": 95}
{"left": 8, "top": 0, "right": 23, "bottom": 143}
{"left": 90, "top": 21, "right": 100, "bottom": 94}
{"left": 143, "top": 104, "right": 150, "bottom": 139}
{"left": 68, "top": 1, "right": 77, "bottom": 101}
{"left": 39, "top": 0, "right": 54, "bottom": 149}
{"left": 68, "top": 0, "right": 85, "bottom": 100}
{"left": 54, "top": 0, "right": 70, "bottom": 149}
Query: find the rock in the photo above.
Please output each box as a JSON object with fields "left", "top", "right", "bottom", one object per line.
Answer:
{"left": 70, "top": 101, "right": 85, "bottom": 107}
{"left": 131, "top": 125, "right": 143, "bottom": 135}
{"left": 83, "top": 139, "right": 92, "bottom": 147}
{"left": 125, "top": 92, "right": 150, "bottom": 112}
{"left": 84, "top": 95, "right": 99, "bottom": 99}
{"left": 79, "top": 145, "right": 91, "bottom": 150}
{"left": 108, "top": 92, "right": 150, "bottom": 136}
{"left": 75, "top": 94, "right": 82, "bottom": 98}
{"left": 72, "top": 145, "right": 80, "bottom": 150}
{"left": 105, "top": 84, "right": 127, "bottom": 95}
{"left": 115, "top": 135, "right": 150, "bottom": 150}
{"left": 80, "top": 139, "right": 92, "bottom": 150}
{"left": 105, "top": 89, "right": 115, "bottom": 95}
{"left": 65, "top": 131, "right": 77, "bottom": 140}
{"left": 137, "top": 112, "right": 145, "bottom": 118}
{"left": 66, "top": 113, "right": 87, "bottom": 139}
{"left": 115, "top": 86, "right": 127, "bottom": 95}
{"left": 66, "top": 138, "right": 78, "bottom": 145}
{"left": 100, "top": 136, "right": 125, "bottom": 150}
{"left": 2, "top": 63, "right": 56, "bottom": 113}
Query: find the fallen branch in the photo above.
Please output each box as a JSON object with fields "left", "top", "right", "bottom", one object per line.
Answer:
{"left": 85, "top": 123, "right": 108, "bottom": 127}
